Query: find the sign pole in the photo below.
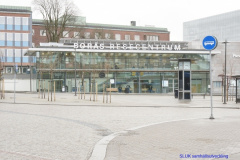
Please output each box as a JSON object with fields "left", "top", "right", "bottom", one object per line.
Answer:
{"left": 209, "top": 50, "right": 214, "bottom": 119}
{"left": 202, "top": 36, "right": 217, "bottom": 120}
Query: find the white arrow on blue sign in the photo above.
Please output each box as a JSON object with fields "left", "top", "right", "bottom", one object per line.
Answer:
{"left": 202, "top": 36, "right": 218, "bottom": 50}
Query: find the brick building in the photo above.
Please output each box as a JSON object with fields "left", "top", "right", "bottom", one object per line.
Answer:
{"left": 32, "top": 17, "right": 170, "bottom": 47}
{"left": 0, "top": 5, "right": 33, "bottom": 74}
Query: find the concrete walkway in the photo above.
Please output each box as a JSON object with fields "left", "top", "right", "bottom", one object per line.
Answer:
{"left": 104, "top": 116, "right": 240, "bottom": 160}
{"left": 0, "top": 92, "right": 239, "bottom": 160}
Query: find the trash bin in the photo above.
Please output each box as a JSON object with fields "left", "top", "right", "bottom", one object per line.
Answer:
{"left": 125, "top": 87, "right": 130, "bottom": 93}
{"left": 174, "top": 89, "right": 178, "bottom": 98}
{"left": 72, "top": 87, "right": 77, "bottom": 92}
{"left": 62, "top": 86, "right": 65, "bottom": 92}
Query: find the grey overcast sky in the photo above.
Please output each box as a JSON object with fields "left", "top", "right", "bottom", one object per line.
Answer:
{"left": 2, "top": 0, "right": 240, "bottom": 41}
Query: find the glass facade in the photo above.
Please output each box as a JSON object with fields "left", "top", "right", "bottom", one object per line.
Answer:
{"left": 0, "top": 32, "right": 30, "bottom": 47}
{"left": 0, "top": 16, "right": 29, "bottom": 31}
{"left": 36, "top": 51, "right": 210, "bottom": 93}
{"left": 183, "top": 10, "right": 240, "bottom": 42}
{"left": 0, "top": 49, "right": 31, "bottom": 64}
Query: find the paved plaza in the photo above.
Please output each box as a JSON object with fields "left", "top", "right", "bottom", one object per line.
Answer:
{"left": 0, "top": 92, "right": 240, "bottom": 160}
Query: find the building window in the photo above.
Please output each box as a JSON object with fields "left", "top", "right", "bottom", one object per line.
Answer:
{"left": 7, "top": 49, "right": 13, "bottom": 62}
{"left": 22, "top": 67, "right": 28, "bottom": 73}
{"left": 84, "top": 32, "right": 90, "bottom": 39}
{"left": 7, "top": 17, "right": 13, "bottom": 30}
{"left": 213, "top": 81, "right": 222, "bottom": 88}
{"left": 146, "top": 35, "right": 159, "bottom": 41}
{"left": 105, "top": 33, "right": 111, "bottom": 39}
{"left": 63, "top": 31, "right": 69, "bottom": 38}
{"left": 74, "top": 32, "right": 80, "bottom": 38}
{"left": 115, "top": 34, "right": 121, "bottom": 40}
{"left": 22, "top": 17, "right": 29, "bottom": 31}
{"left": 15, "top": 49, "right": 21, "bottom": 63}
{"left": 0, "top": 16, "right": 5, "bottom": 30}
{"left": 32, "top": 43, "right": 35, "bottom": 47}
{"left": 0, "top": 49, "right": 5, "bottom": 63}
{"left": 95, "top": 33, "right": 101, "bottom": 39}
{"left": 6, "top": 67, "right": 12, "bottom": 74}
{"left": 15, "top": 33, "right": 21, "bottom": 47}
{"left": 7, "top": 33, "right": 13, "bottom": 46}
{"left": 15, "top": 17, "right": 21, "bottom": 30}
{"left": 40, "top": 30, "right": 46, "bottom": 36}
{"left": 134, "top": 35, "right": 140, "bottom": 41}
{"left": 22, "top": 49, "right": 28, "bottom": 63}
{"left": 0, "top": 32, "right": 5, "bottom": 46}
{"left": 125, "top": 35, "right": 130, "bottom": 40}
{"left": 32, "top": 29, "right": 35, "bottom": 35}
{"left": 22, "top": 33, "right": 29, "bottom": 47}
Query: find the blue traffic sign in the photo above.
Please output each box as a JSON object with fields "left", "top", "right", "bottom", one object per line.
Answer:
{"left": 202, "top": 36, "right": 218, "bottom": 50}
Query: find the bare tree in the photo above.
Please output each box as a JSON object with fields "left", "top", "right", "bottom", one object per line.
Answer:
{"left": 33, "top": 0, "right": 79, "bottom": 42}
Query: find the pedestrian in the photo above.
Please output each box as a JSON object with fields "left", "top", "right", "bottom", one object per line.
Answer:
{"left": 149, "top": 85, "right": 153, "bottom": 93}
{"left": 118, "top": 85, "right": 122, "bottom": 93}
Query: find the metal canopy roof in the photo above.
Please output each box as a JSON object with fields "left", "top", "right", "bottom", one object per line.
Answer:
{"left": 26, "top": 47, "right": 220, "bottom": 56}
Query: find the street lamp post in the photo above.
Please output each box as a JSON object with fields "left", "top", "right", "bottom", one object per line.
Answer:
{"left": 74, "top": 49, "right": 77, "bottom": 96}
{"left": 223, "top": 41, "right": 229, "bottom": 104}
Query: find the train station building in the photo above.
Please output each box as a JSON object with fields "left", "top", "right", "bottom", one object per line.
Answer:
{"left": 26, "top": 39, "right": 219, "bottom": 97}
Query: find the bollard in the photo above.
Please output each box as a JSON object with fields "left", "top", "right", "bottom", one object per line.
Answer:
{"left": 84, "top": 81, "right": 86, "bottom": 100}
{"left": 43, "top": 80, "right": 45, "bottom": 99}
{"left": 96, "top": 82, "right": 98, "bottom": 101}
{"left": 110, "top": 82, "right": 111, "bottom": 103}
{"left": 48, "top": 81, "right": 49, "bottom": 101}
{"left": 103, "top": 83, "right": 105, "bottom": 103}
{"left": 90, "top": 82, "right": 92, "bottom": 101}
{"left": 78, "top": 82, "right": 80, "bottom": 99}
{"left": 54, "top": 81, "right": 56, "bottom": 101}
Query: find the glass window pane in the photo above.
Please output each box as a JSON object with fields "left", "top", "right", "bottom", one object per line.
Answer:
{"left": 134, "top": 35, "right": 140, "bottom": 40}
{"left": 15, "top": 49, "right": 21, "bottom": 57}
{"left": 0, "top": 16, "right": 5, "bottom": 24}
{"left": 22, "top": 17, "right": 29, "bottom": 31}
{"left": 105, "top": 33, "right": 111, "bottom": 39}
{"left": 0, "top": 16, "right": 5, "bottom": 30}
{"left": 14, "top": 33, "right": 21, "bottom": 46}
{"left": 7, "top": 33, "right": 13, "bottom": 46}
{"left": 7, "top": 49, "right": 13, "bottom": 57}
{"left": 6, "top": 67, "right": 12, "bottom": 73}
{"left": 74, "top": 32, "right": 79, "bottom": 38}
{"left": 15, "top": 49, "right": 21, "bottom": 63}
{"left": 22, "top": 33, "right": 29, "bottom": 47}
{"left": 7, "top": 49, "right": 13, "bottom": 62}
{"left": 125, "top": 35, "right": 130, "bottom": 40}
{"left": 22, "top": 17, "right": 29, "bottom": 25}
{"left": 0, "top": 32, "right": 5, "bottom": 46}
{"left": 15, "top": 17, "right": 21, "bottom": 30}
{"left": 184, "top": 93, "right": 191, "bottom": 99}
{"left": 115, "top": 34, "right": 121, "bottom": 40}
{"left": 40, "top": 30, "right": 46, "bottom": 36}
{"left": 63, "top": 31, "right": 69, "bottom": 38}
{"left": 179, "top": 71, "right": 183, "bottom": 91}
{"left": 7, "top": 17, "right": 13, "bottom": 30}
{"left": 184, "top": 71, "right": 190, "bottom": 90}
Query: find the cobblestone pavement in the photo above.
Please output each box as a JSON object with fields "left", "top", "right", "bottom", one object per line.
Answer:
{"left": 0, "top": 93, "right": 239, "bottom": 160}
